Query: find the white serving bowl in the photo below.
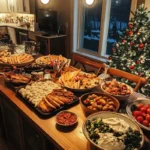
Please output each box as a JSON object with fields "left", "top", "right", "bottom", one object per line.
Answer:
{"left": 82, "top": 111, "right": 144, "bottom": 150}
{"left": 126, "top": 98, "right": 150, "bottom": 131}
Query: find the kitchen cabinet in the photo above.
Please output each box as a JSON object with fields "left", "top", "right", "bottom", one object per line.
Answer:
{"left": 36, "top": 34, "right": 66, "bottom": 56}
{"left": 7, "top": 27, "right": 17, "bottom": 44}
{"left": 7, "top": 0, "right": 31, "bottom": 13}
{"left": 21, "top": 115, "right": 45, "bottom": 150}
{"left": 0, "top": 90, "right": 59, "bottom": 150}
{"left": 0, "top": 93, "right": 23, "bottom": 150}
{"left": 0, "top": 0, "right": 9, "bottom": 12}
{"left": 15, "top": 29, "right": 28, "bottom": 44}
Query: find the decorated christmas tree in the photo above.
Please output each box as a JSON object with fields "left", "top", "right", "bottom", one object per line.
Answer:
{"left": 108, "top": 4, "right": 150, "bottom": 96}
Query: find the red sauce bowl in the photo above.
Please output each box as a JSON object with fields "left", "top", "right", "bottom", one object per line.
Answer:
{"left": 56, "top": 110, "right": 78, "bottom": 127}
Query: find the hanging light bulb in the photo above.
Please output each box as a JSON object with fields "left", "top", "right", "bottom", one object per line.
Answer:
{"left": 41, "top": 0, "right": 49, "bottom": 4}
{"left": 85, "top": 0, "right": 95, "bottom": 5}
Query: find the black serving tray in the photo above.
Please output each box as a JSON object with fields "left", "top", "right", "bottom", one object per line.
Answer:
{"left": 5, "top": 80, "right": 26, "bottom": 92}
{"left": 16, "top": 92, "right": 79, "bottom": 119}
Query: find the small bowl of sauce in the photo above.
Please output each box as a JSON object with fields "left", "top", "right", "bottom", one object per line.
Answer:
{"left": 56, "top": 110, "right": 78, "bottom": 127}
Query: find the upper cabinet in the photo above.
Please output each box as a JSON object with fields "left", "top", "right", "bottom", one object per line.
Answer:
{"left": 6, "top": 0, "right": 31, "bottom": 13}
{"left": 0, "top": 0, "right": 9, "bottom": 12}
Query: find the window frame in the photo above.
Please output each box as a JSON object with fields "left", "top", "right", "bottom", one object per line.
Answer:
{"left": 72, "top": 0, "right": 138, "bottom": 62}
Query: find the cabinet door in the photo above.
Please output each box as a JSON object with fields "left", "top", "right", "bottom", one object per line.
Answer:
{"left": 21, "top": 116, "right": 45, "bottom": 150}
{"left": 23, "top": 0, "right": 30, "bottom": 13}
{"left": 0, "top": 0, "right": 8, "bottom": 12}
{"left": 1, "top": 94, "right": 23, "bottom": 150}
{"left": 7, "top": 27, "right": 17, "bottom": 44}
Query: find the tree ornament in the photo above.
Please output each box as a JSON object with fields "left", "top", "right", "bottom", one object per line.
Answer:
{"left": 116, "top": 43, "right": 119, "bottom": 47}
{"left": 122, "top": 39, "right": 126, "bottom": 43}
{"left": 130, "top": 65, "right": 134, "bottom": 70}
{"left": 108, "top": 56, "right": 112, "bottom": 60}
{"left": 137, "top": 32, "right": 141, "bottom": 35}
{"left": 130, "top": 42, "right": 135, "bottom": 46}
{"left": 128, "top": 31, "right": 133, "bottom": 36}
{"left": 136, "top": 60, "right": 140, "bottom": 64}
{"left": 112, "top": 47, "right": 116, "bottom": 52}
{"left": 128, "top": 23, "right": 133, "bottom": 28}
{"left": 139, "top": 43, "right": 145, "bottom": 49}
{"left": 141, "top": 59, "right": 145, "bottom": 63}
{"left": 138, "top": 72, "right": 142, "bottom": 76}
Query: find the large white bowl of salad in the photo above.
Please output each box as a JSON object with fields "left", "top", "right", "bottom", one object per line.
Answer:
{"left": 82, "top": 111, "right": 144, "bottom": 150}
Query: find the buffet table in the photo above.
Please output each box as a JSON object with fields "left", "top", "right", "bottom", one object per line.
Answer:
{"left": 0, "top": 71, "right": 94, "bottom": 150}
{"left": 0, "top": 66, "right": 150, "bottom": 150}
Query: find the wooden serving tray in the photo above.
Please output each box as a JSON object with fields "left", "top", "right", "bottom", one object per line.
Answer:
{"left": 16, "top": 92, "right": 79, "bottom": 119}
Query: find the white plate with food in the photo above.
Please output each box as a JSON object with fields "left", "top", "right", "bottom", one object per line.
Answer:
{"left": 83, "top": 111, "right": 144, "bottom": 150}
{"left": 58, "top": 70, "right": 101, "bottom": 92}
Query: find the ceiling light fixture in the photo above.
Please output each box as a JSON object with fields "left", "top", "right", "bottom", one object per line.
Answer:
{"left": 85, "top": 0, "right": 95, "bottom": 5}
{"left": 41, "top": 0, "right": 50, "bottom": 4}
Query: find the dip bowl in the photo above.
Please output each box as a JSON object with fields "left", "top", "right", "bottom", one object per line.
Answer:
{"left": 56, "top": 110, "right": 78, "bottom": 127}
{"left": 82, "top": 111, "right": 144, "bottom": 150}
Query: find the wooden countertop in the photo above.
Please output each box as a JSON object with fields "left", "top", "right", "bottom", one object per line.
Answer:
{"left": 0, "top": 23, "right": 34, "bottom": 32}
{"left": 0, "top": 75, "right": 92, "bottom": 150}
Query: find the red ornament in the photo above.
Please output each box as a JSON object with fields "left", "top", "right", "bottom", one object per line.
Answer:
{"left": 108, "top": 56, "right": 112, "bottom": 60}
{"left": 112, "top": 47, "right": 116, "bottom": 52}
{"left": 136, "top": 60, "right": 140, "bottom": 64}
{"left": 122, "top": 39, "right": 126, "bottom": 43}
{"left": 128, "top": 31, "right": 133, "bottom": 36}
{"left": 130, "top": 65, "right": 134, "bottom": 70}
{"left": 139, "top": 43, "right": 144, "bottom": 49}
{"left": 138, "top": 72, "right": 142, "bottom": 76}
{"left": 128, "top": 23, "right": 133, "bottom": 28}
{"left": 130, "top": 42, "right": 135, "bottom": 46}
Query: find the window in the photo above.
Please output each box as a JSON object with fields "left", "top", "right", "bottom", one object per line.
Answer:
{"left": 82, "top": 0, "right": 102, "bottom": 52}
{"left": 73, "top": 0, "right": 134, "bottom": 62}
{"left": 106, "top": 0, "right": 131, "bottom": 55}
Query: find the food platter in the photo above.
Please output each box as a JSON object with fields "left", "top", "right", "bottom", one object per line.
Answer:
{"left": 83, "top": 111, "right": 144, "bottom": 150}
{"left": 17, "top": 91, "right": 79, "bottom": 118}
{"left": 17, "top": 80, "right": 79, "bottom": 118}
{"left": 59, "top": 70, "right": 100, "bottom": 92}
{"left": 24, "top": 63, "right": 43, "bottom": 73}
{"left": 0, "top": 53, "right": 34, "bottom": 67}
{"left": 4, "top": 72, "right": 31, "bottom": 91}
{"left": 62, "top": 85, "right": 98, "bottom": 92}
{"left": 35, "top": 54, "right": 70, "bottom": 67}
{"left": 101, "top": 79, "right": 133, "bottom": 101}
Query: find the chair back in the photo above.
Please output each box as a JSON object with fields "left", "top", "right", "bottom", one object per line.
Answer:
{"left": 72, "top": 53, "right": 106, "bottom": 76}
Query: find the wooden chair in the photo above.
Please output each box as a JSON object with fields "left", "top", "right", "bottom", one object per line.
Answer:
{"left": 72, "top": 53, "right": 106, "bottom": 76}
{"left": 107, "top": 68, "right": 148, "bottom": 92}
